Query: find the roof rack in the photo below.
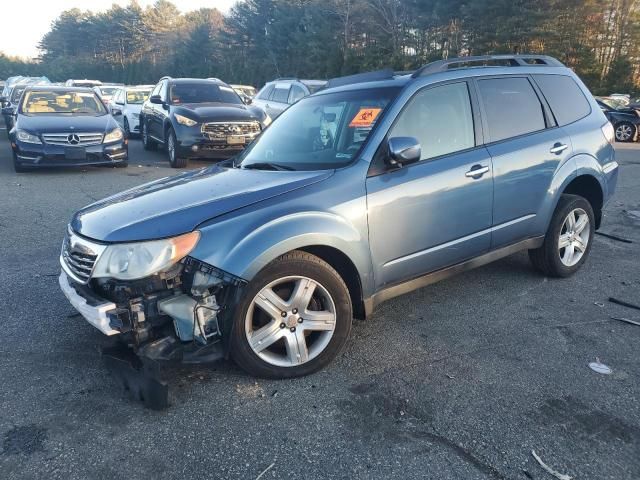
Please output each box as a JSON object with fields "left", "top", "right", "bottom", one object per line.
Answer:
{"left": 412, "top": 55, "right": 564, "bottom": 78}
{"left": 325, "top": 69, "right": 396, "bottom": 90}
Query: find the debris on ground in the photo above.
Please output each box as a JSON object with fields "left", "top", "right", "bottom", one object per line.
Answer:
{"left": 531, "top": 450, "right": 572, "bottom": 480}
{"left": 593, "top": 302, "right": 605, "bottom": 307}
{"left": 609, "top": 297, "right": 640, "bottom": 311}
{"left": 594, "top": 231, "right": 633, "bottom": 243}
{"left": 255, "top": 462, "right": 275, "bottom": 480}
{"left": 610, "top": 316, "right": 640, "bottom": 327}
{"left": 588, "top": 358, "right": 612, "bottom": 375}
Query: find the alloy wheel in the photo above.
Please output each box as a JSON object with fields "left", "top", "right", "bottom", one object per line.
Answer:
{"left": 167, "top": 132, "right": 175, "bottom": 162}
{"left": 245, "top": 276, "right": 337, "bottom": 367}
{"left": 142, "top": 122, "right": 148, "bottom": 144}
{"left": 615, "top": 124, "right": 633, "bottom": 142}
{"left": 558, "top": 207, "right": 590, "bottom": 267}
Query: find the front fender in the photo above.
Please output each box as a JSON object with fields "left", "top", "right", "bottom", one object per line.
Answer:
{"left": 191, "top": 209, "right": 373, "bottom": 295}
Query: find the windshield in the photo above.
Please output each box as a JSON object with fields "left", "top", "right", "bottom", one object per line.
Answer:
{"left": 21, "top": 90, "right": 107, "bottom": 116}
{"left": 238, "top": 87, "right": 400, "bottom": 171}
{"left": 170, "top": 83, "right": 243, "bottom": 105}
{"left": 127, "top": 89, "right": 151, "bottom": 104}
{"left": 99, "top": 87, "right": 119, "bottom": 97}
{"left": 600, "top": 98, "right": 626, "bottom": 110}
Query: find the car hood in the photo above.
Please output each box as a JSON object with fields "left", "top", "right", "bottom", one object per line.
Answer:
{"left": 17, "top": 113, "right": 118, "bottom": 134}
{"left": 71, "top": 166, "right": 333, "bottom": 242}
{"left": 174, "top": 103, "right": 264, "bottom": 122}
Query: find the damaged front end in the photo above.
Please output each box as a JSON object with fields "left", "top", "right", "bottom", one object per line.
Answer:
{"left": 59, "top": 230, "right": 246, "bottom": 407}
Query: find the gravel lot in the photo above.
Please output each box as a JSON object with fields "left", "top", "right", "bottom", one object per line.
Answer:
{"left": 0, "top": 133, "right": 639, "bottom": 480}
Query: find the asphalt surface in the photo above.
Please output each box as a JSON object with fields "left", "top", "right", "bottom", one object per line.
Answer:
{"left": 0, "top": 132, "right": 639, "bottom": 480}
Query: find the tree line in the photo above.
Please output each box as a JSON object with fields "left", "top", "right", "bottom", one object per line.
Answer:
{"left": 1, "top": 0, "right": 639, "bottom": 95}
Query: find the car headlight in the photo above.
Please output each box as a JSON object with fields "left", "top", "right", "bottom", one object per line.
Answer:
{"left": 104, "top": 128, "right": 124, "bottom": 143}
{"left": 175, "top": 113, "right": 198, "bottom": 127}
{"left": 92, "top": 231, "right": 200, "bottom": 280}
{"left": 16, "top": 130, "right": 42, "bottom": 144}
{"left": 262, "top": 114, "right": 272, "bottom": 127}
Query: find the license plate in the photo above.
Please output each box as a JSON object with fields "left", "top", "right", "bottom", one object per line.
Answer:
{"left": 65, "top": 147, "right": 87, "bottom": 160}
{"left": 226, "top": 135, "right": 245, "bottom": 145}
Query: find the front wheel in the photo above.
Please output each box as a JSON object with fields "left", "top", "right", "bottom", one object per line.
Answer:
{"left": 529, "top": 194, "right": 595, "bottom": 277}
{"left": 230, "top": 251, "right": 353, "bottom": 378}
{"left": 615, "top": 122, "right": 635, "bottom": 142}
{"left": 166, "top": 128, "right": 187, "bottom": 168}
{"left": 123, "top": 117, "right": 131, "bottom": 138}
{"left": 12, "top": 153, "right": 27, "bottom": 173}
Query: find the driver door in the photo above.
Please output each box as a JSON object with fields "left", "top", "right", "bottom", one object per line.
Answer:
{"left": 366, "top": 81, "right": 494, "bottom": 289}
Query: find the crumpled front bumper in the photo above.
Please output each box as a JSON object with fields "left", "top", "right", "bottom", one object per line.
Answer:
{"left": 58, "top": 272, "right": 120, "bottom": 335}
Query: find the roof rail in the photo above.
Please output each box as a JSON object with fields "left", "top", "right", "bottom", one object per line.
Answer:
{"left": 412, "top": 55, "right": 564, "bottom": 78}
{"left": 274, "top": 77, "right": 299, "bottom": 81}
{"left": 325, "top": 69, "right": 396, "bottom": 90}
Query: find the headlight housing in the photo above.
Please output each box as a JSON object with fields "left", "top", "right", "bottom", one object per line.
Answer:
{"left": 104, "top": 128, "right": 124, "bottom": 143}
{"left": 175, "top": 113, "right": 198, "bottom": 127}
{"left": 16, "top": 130, "right": 42, "bottom": 144}
{"left": 92, "top": 231, "right": 200, "bottom": 280}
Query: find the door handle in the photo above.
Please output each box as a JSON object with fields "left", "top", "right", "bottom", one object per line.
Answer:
{"left": 550, "top": 143, "right": 568, "bottom": 155}
{"left": 465, "top": 165, "right": 490, "bottom": 178}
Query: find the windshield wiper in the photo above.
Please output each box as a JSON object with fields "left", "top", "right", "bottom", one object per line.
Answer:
{"left": 242, "top": 162, "right": 295, "bottom": 171}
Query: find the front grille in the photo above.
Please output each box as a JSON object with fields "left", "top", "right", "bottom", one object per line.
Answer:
{"left": 60, "top": 229, "right": 105, "bottom": 284}
{"left": 202, "top": 122, "right": 261, "bottom": 139}
{"left": 43, "top": 132, "right": 104, "bottom": 146}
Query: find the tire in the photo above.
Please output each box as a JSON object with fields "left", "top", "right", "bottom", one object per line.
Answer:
{"left": 614, "top": 122, "right": 635, "bottom": 142}
{"left": 114, "top": 161, "right": 128, "bottom": 168}
{"left": 141, "top": 119, "right": 157, "bottom": 151}
{"left": 166, "top": 127, "right": 187, "bottom": 168}
{"left": 123, "top": 117, "right": 131, "bottom": 138}
{"left": 528, "top": 194, "right": 595, "bottom": 277}
{"left": 230, "top": 250, "right": 353, "bottom": 378}
{"left": 12, "top": 153, "right": 27, "bottom": 173}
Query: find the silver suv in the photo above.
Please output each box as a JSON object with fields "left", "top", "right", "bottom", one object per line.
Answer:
{"left": 252, "top": 78, "right": 326, "bottom": 119}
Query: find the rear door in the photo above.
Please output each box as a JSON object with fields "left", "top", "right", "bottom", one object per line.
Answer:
{"left": 366, "top": 81, "right": 494, "bottom": 289}
{"left": 475, "top": 76, "right": 573, "bottom": 248}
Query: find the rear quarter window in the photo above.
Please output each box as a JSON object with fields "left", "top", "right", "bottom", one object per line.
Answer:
{"left": 532, "top": 74, "right": 591, "bottom": 126}
{"left": 256, "top": 84, "right": 274, "bottom": 100}
{"left": 272, "top": 86, "right": 290, "bottom": 104}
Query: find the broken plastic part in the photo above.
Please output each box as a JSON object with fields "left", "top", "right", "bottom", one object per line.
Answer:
{"left": 158, "top": 294, "right": 219, "bottom": 344}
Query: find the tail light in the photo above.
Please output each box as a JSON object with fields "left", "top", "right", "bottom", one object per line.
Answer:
{"left": 601, "top": 122, "right": 615, "bottom": 144}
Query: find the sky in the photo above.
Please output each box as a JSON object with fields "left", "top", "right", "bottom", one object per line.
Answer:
{"left": 0, "top": 0, "right": 236, "bottom": 59}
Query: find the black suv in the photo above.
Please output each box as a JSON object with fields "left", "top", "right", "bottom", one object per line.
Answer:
{"left": 140, "top": 77, "right": 272, "bottom": 167}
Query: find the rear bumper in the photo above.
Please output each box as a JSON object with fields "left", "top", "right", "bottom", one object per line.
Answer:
{"left": 12, "top": 140, "right": 128, "bottom": 167}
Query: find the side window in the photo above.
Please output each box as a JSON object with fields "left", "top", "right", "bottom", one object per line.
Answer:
{"left": 256, "top": 84, "right": 274, "bottom": 100}
{"left": 288, "top": 84, "right": 306, "bottom": 104}
{"left": 150, "top": 82, "right": 162, "bottom": 99}
{"left": 389, "top": 82, "right": 475, "bottom": 161}
{"left": 115, "top": 90, "right": 124, "bottom": 104}
{"left": 477, "top": 77, "right": 546, "bottom": 142}
{"left": 159, "top": 80, "right": 169, "bottom": 102}
{"left": 532, "top": 74, "right": 591, "bottom": 126}
{"left": 272, "top": 86, "right": 291, "bottom": 104}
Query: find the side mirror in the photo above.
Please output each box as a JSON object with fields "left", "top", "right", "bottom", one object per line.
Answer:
{"left": 386, "top": 137, "right": 421, "bottom": 168}
{"left": 112, "top": 108, "right": 122, "bottom": 116}
{"left": 1, "top": 106, "right": 14, "bottom": 116}
{"left": 0, "top": 96, "right": 6, "bottom": 104}
{"left": 244, "top": 96, "right": 252, "bottom": 105}
{"left": 149, "top": 95, "right": 163, "bottom": 105}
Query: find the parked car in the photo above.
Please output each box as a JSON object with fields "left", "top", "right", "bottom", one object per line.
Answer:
{"left": 109, "top": 85, "right": 153, "bottom": 136}
{"left": 252, "top": 78, "right": 327, "bottom": 119}
{"left": 65, "top": 79, "right": 102, "bottom": 88}
{"left": 93, "top": 84, "right": 124, "bottom": 106}
{"left": 230, "top": 84, "right": 257, "bottom": 104}
{"left": 596, "top": 98, "right": 640, "bottom": 142}
{"left": 2, "top": 77, "right": 51, "bottom": 135}
{"left": 60, "top": 54, "right": 617, "bottom": 380}
{"left": 140, "top": 77, "right": 272, "bottom": 167}
{"left": 9, "top": 86, "right": 127, "bottom": 172}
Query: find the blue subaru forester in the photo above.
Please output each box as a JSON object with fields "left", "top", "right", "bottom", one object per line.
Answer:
{"left": 60, "top": 55, "right": 618, "bottom": 380}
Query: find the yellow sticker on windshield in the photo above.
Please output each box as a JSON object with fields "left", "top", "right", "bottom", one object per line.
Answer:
{"left": 349, "top": 108, "right": 382, "bottom": 128}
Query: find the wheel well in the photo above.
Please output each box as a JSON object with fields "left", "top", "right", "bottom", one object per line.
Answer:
{"left": 562, "top": 175, "right": 603, "bottom": 228}
{"left": 298, "top": 245, "right": 366, "bottom": 320}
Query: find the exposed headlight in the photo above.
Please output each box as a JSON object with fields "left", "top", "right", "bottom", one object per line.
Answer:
{"left": 92, "top": 231, "right": 200, "bottom": 280}
{"left": 262, "top": 114, "right": 272, "bottom": 127}
{"left": 16, "top": 130, "right": 42, "bottom": 144}
{"left": 175, "top": 113, "right": 198, "bottom": 127}
{"left": 104, "top": 128, "right": 124, "bottom": 143}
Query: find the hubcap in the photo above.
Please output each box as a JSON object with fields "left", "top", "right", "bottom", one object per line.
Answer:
{"left": 558, "top": 208, "right": 590, "bottom": 267}
{"left": 616, "top": 124, "right": 632, "bottom": 141}
{"left": 168, "top": 134, "right": 175, "bottom": 161}
{"left": 142, "top": 123, "right": 148, "bottom": 143}
{"left": 245, "top": 276, "right": 337, "bottom": 367}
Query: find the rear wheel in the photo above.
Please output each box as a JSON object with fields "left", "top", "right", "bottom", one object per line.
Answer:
{"left": 529, "top": 194, "right": 595, "bottom": 277}
{"left": 141, "top": 120, "right": 157, "bottom": 150}
{"left": 230, "top": 251, "right": 352, "bottom": 378}
{"left": 166, "top": 128, "right": 187, "bottom": 168}
{"left": 615, "top": 122, "right": 635, "bottom": 142}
